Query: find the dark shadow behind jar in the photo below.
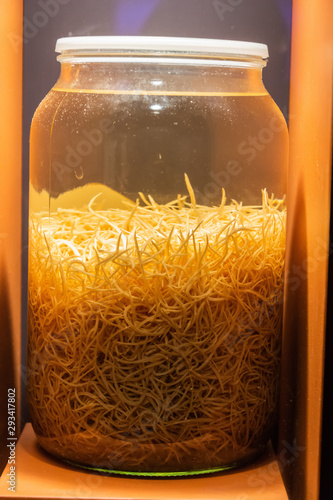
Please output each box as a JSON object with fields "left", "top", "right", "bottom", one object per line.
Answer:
{"left": 27, "top": 37, "right": 288, "bottom": 476}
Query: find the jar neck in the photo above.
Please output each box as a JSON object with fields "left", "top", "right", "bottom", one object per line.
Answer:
{"left": 54, "top": 57, "right": 267, "bottom": 95}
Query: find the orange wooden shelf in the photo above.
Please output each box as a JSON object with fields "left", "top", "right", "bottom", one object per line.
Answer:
{"left": 0, "top": 424, "right": 288, "bottom": 500}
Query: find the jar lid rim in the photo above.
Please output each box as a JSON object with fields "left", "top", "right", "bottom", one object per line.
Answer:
{"left": 55, "top": 36, "right": 268, "bottom": 59}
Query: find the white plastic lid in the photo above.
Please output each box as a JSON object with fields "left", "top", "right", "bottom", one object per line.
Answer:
{"left": 55, "top": 36, "right": 268, "bottom": 59}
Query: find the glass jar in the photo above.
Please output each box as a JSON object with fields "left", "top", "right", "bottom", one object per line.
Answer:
{"left": 28, "top": 36, "right": 288, "bottom": 476}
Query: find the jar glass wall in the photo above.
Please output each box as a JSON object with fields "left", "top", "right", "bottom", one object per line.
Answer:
{"left": 28, "top": 37, "right": 288, "bottom": 475}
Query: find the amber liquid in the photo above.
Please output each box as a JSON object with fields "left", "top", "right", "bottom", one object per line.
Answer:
{"left": 28, "top": 88, "right": 287, "bottom": 475}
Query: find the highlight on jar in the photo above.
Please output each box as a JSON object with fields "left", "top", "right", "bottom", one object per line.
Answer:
{"left": 27, "top": 36, "right": 288, "bottom": 476}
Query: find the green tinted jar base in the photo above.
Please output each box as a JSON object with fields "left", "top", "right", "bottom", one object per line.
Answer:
{"left": 35, "top": 429, "right": 269, "bottom": 478}
{"left": 62, "top": 448, "right": 265, "bottom": 478}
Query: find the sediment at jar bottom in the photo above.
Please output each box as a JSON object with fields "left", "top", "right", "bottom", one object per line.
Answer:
{"left": 35, "top": 430, "right": 271, "bottom": 473}
{"left": 28, "top": 188, "right": 286, "bottom": 472}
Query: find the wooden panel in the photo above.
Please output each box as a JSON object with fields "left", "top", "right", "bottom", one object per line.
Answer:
{"left": 279, "top": 0, "right": 333, "bottom": 498}
{"left": 0, "top": 0, "right": 23, "bottom": 472}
